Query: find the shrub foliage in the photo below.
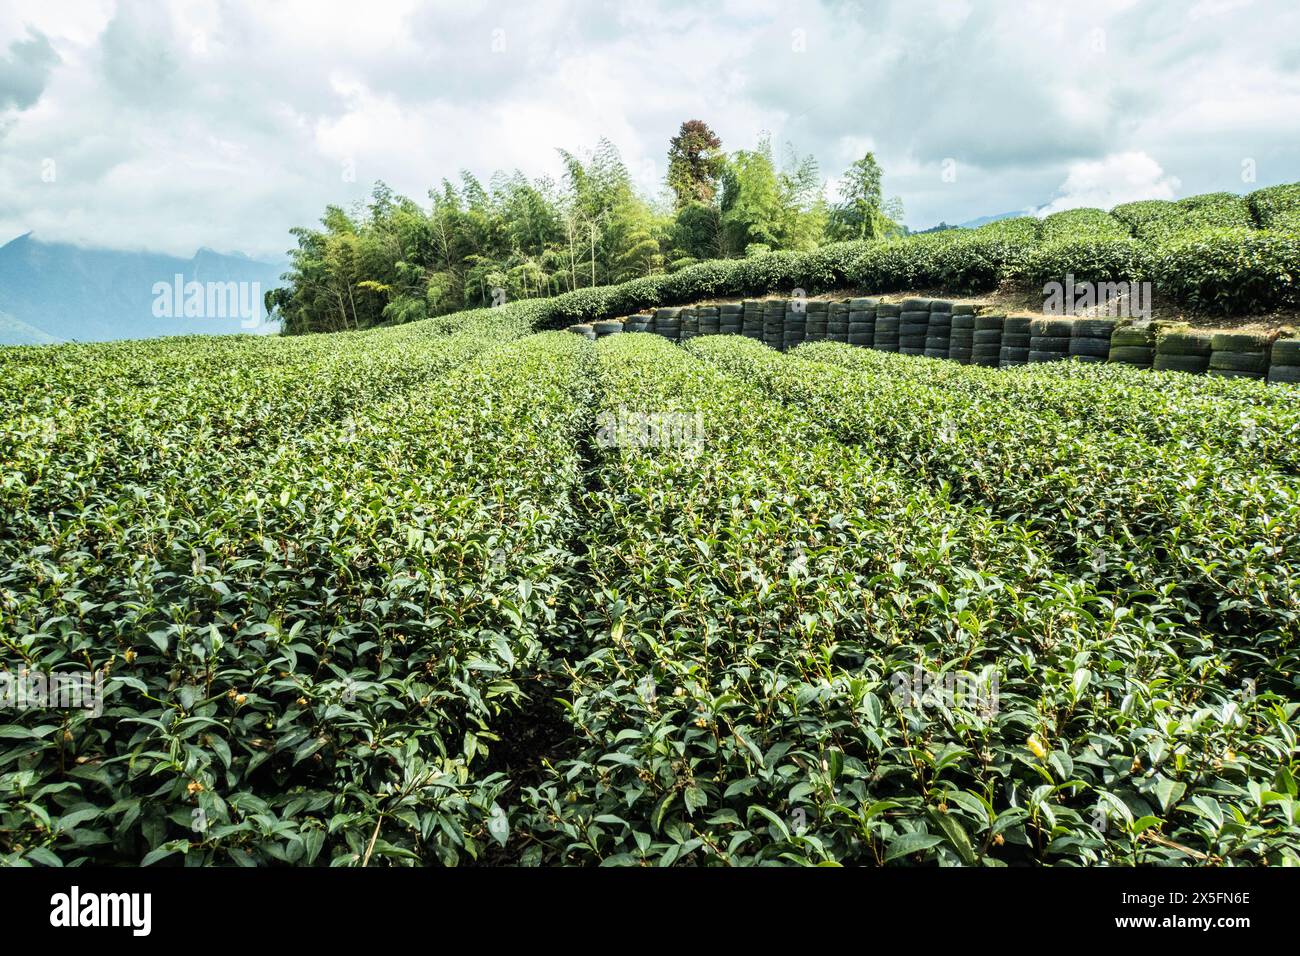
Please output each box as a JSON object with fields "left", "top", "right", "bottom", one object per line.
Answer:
{"left": 3, "top": 319, "right": 1298, "bottom": 866}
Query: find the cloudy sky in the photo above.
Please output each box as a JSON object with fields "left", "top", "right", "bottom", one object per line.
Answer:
{"left": 1, "top": 0, "right": 1298, "bottom": 259}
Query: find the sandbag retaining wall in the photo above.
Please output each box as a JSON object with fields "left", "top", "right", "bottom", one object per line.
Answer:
{"left": 569, "top": 299, "right": 1299, "bottom": 385}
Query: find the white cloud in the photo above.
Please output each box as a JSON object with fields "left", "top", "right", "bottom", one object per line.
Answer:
{"left": 0, "top": 0, "right": 1298, "bottom": 254}
{"left": 1189, "top": 0, "right": 1254, "bottom": 19}
{"left": 1038, "top": 151, "right": 1181, "bottom": 215}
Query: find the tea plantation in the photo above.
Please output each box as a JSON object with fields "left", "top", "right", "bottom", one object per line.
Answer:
{"left": 2, "top": 286, "right": 1298, "bottom": 867}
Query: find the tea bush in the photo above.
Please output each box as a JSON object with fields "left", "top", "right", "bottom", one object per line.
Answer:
{"left": 794, "top": 339, "right": 1300, "bottom": 475}
{"left": 1026, "top": 236, "right": 1153, "bottom": 288}
{"left": 1040, "top": 208, "right": 1130, "bottom": 243}
{"left": 524, "top": 334, "right": 1238, "bottom": 864}
{"left": 1248, "top": 183, "right": 1300, "bottom": 231}
{"left": 1151, "top": 228, "right": 1300, "bottom": 314}
{"left": 1113, "top": 194, "right": 1254, "bottom": 243}
{"left": 3, "top": 325, "right": 1298, "bottom": 866}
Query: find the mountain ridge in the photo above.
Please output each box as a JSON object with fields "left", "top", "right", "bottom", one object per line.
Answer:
{"left": 0, "top": 234, "right": 289, "bottom": 344}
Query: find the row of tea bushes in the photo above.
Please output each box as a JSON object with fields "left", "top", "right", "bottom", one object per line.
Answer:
{"left": 686, "top": 334, "right": 1300, "bottom": 644}
{"left": 6, "top": 319, "right": 1298, "bottom": 866}
{"left": 660, "top": 333, "right": 1298, "bottom": 866}
{"left": 0, "top": 330, "right": 593, "bottom": 866}
{"left": 567, "top": 300, "right": 1300, "bottom": 385}
{"left": 518, "top": 333, "right": 1274, "bottom": 865}
{"left": 1112, "top": 194, "right": 1255, "bottom": 243}
{"left": 1248, "top": 182, "right": 1300, "bottom": 231}
{"left": 794, "top": 340, "right": 1300, "bottom": 477}
{"left": 0, "top": 321, "right": 514, "bottom": 576}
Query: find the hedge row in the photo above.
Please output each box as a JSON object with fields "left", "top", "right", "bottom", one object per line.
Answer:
{"left": 6, "top": 317, "right": 1298, "bottom": 866}
{"left": 1040, "top": 207, "right": 1132, "bottom": 243}
{"left": 678, "top": 334, "right": 1300, "bottom": 864}
{"left": 1112, "top": 194, "right": 1254, "bottom": 243}
{"left": 378, "top": 181, "right": 1289, "bottom": 340}
{"left": 795, "top": 337, "right": 1300, "bottom": 474}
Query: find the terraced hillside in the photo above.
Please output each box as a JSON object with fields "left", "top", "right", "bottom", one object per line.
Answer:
{"left": 2, "top": 300, "right": 1297, "bottom": 868}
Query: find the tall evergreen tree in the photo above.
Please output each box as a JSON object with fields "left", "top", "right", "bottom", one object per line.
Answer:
{"left": 666, "top": 120, "right": 725, "bottom": 209}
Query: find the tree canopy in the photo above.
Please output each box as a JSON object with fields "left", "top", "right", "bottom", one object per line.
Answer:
{"left": 271, "top": 126, "right": 904, "bottom": 334}
{"left": 666, "top": 119, "right": 726, "bottom": 209}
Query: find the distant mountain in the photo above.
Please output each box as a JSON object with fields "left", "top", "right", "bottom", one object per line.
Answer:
{"left": 0, "top": 308, "right": 61, "bottom": 346}
{"left": 910, "top": 210, "right": 1033, "bottom": 235}
{"left": 954, "top": 210, "right": 1034, "bottom": 229}
{"left": 0, "top": 234, "right": 289, "bottom": 344}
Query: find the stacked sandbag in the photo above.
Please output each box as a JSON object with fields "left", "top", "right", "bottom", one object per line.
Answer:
{"left": 899, "top": 298, "right": 931, "bottom": 356}
{"left": 783, "top": 301, "right": 807, "bottom": 352}
{"left": 1208, "top": 332, "right": 1269, "bottom": 380}
{"left": 1029, "top": 318, "right": 1073, "bottom": 363}
{"left": 742, "top": 300, "right": 765, "bottom": 340}
{"left": 763, "top": 300, "right": 785, "bottom": 350}
{"left": 827, "top": 301, "right": 849, "bottom": 343}
{"left": 873, "top": 302, "right": 900, "bottom": 352}
{"left": 568, "top": 323, "right": 596, "bottom": 340}
{"left": 972, "top": 313, "right": 1004, "bottom": 367}
{"left": 592, "top": 319, "right": 624, "bottom": 338}
{"left": 623, "top": 313, "right": 652, "bottom": 334}
{"left": 849, "top": 298, "right": 879, "bottom": 347}
{"left": 653, "top": 307, "right": 681, "bottom": 341}
{"left": 925, "top": 300, "right": 953, "bottom": 359}
{"left": 1000, "top": 317, "right": 1031, "bottom": 366}
{"left": 948, "top": 305, "right": 975, "bottom": 364}
{"left": 804, "top": 300, "right": 828, "bottom": 342}
{"left": 1068, "top": 319, "right": 1116, "bottom": 364}
{"left": 696, "top": 305, "right": 720, "bottom": 337}
{"left": 719, "top": 303, "right": 743, "bottom": 336}
{"left": 1109, "top": 325, "right": 1155, "bottom": 367}
{"left": 1153, "top": 330, "right": 1212, "bottom": 374}
{"left": 679, "top": 307, "right": 700, "bottom": 342}
{"left": 1269, "top": 338, "right": 1300, "bottom": 384}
